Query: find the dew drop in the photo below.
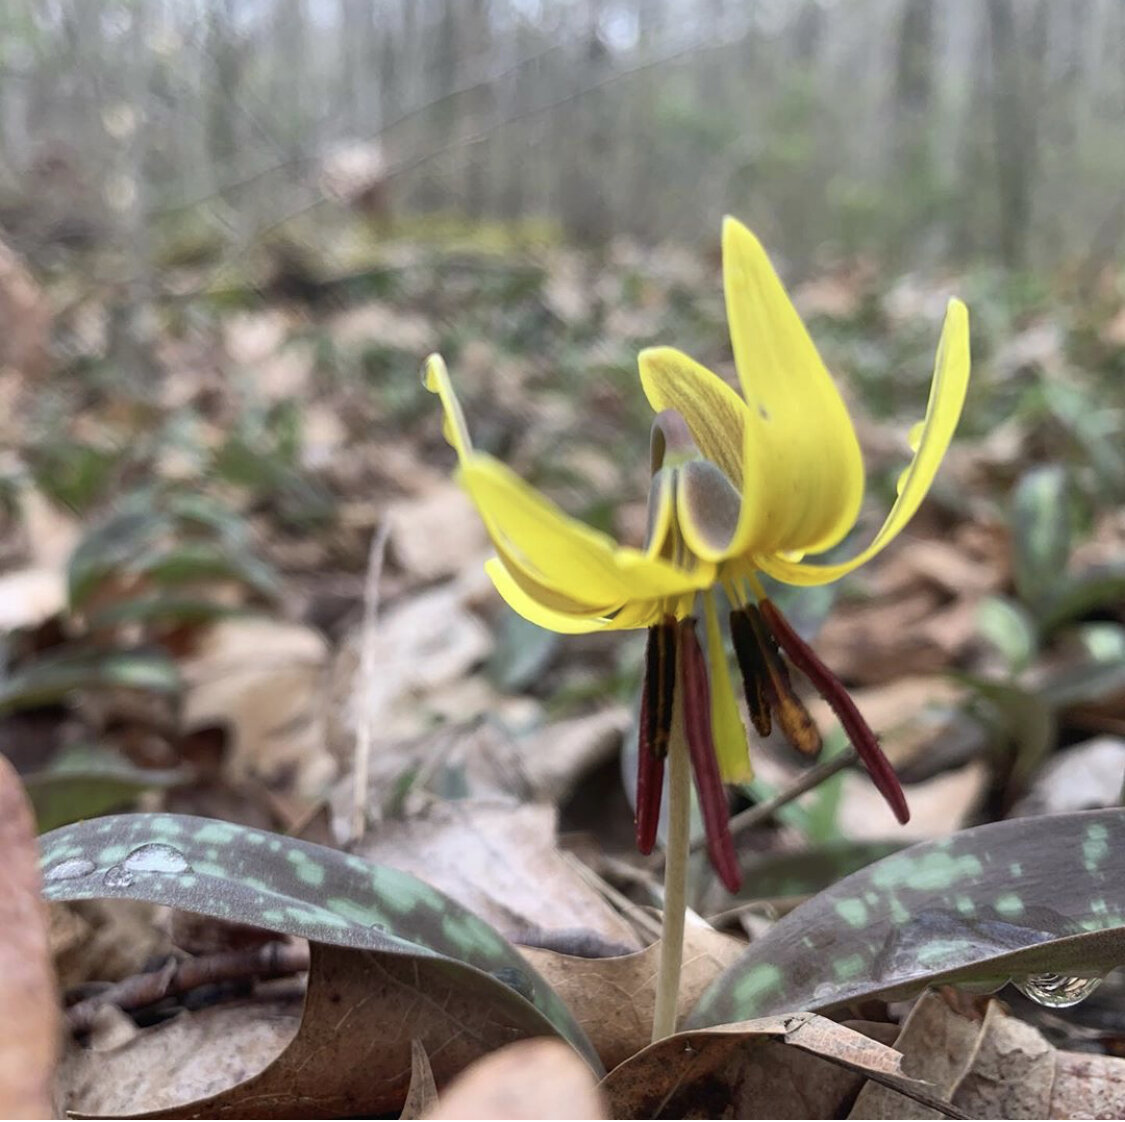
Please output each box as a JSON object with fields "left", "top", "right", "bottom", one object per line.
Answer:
{"left": 103, "top": 864, "right": 135, "bottom": 888}
{"left": 44, "top": 858, "right": 97, "bottom": 883}
{"left": 123, "top": 842, "right": 191, "bottom": 875}
{"left": 1014, "top": 972, "right": 1105, "bottom": 1008}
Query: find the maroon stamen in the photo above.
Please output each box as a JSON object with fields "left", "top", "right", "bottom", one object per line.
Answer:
{"left": 678, "top": 619, "right": 741, "bottom": 893}
{"left": 759, "top": 598, "right": 910, "bottom": 825}
{"left": 636, "top": 618, "right": 676, "bottom": 854}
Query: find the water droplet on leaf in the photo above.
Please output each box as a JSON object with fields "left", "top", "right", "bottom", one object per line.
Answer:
{"left": 103, "top": 864, "right": 135, "bottom": 888}
{"left": 44, "top": 858, "right": 96, "bottom": 883}
{"left": 123, "top": 842, "right": 191, "bottom": 874}
{"left": 1014, "top": 972, "right": 1105, "bottom": 1008}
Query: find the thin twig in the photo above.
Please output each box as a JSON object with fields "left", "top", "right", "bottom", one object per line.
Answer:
{"left": 560, "top": 850, "right": 663, "bottom": 945}
{"left": 66, "top": 941, "right": 310, "bottom": 1034}
{"left": 351, "top": 519, "right": 391, "bottom": 843}
{"left": 705, "top": 745, "right": 860, "bottom": 853}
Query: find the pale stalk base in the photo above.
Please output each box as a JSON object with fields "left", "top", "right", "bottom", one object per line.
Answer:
{"left": 651, "top": 703, "right": 691, "bottom": 1042}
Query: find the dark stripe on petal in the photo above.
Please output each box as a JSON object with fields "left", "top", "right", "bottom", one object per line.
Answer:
{"left": 759, "top": 598, "right": 910, "bottom": 825}
{"left": 679, "top": 618, "right": 741, "bottom": 893}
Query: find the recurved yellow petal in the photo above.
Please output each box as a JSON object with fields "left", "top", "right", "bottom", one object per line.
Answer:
{"left": 758, "top": 298, "right": 971, "bottom": 586}
{"left": 703, "top": 592, "right": 752, "bottom": 783}
{"left": 422, "top": 354, "right": 472, "bottom": 461}
{"left": 485, "top": 558, "right": 662, "bottom": 633}
{"left": 460, "top": 455, "right": 713, "bottom": 605}
{"left": 722, "top": 217, "right": 864, "bottom": 556}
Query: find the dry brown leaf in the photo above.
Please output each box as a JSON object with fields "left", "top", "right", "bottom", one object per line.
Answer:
{"left": 836, "top": 759, "right": 988, "bottom": 842}
{"left": 0, "top": 566, "right": 65, "bottom": 631}
{"left": 222, "top": 310, "right": 316, "bottom": 400}
{"left": 806, "top": 675, "right": 966, "bottom": 771}
{"left": 600, "top": 1012, "right": 946, "bottom": 1119}
{"left": 849, "top": 992, "right": 983, "bottom": 1119}
{"left": 328, "top": 301, "right": 436, "bottom": 354}
{"left": 50, "top": 899, "right": 168, "bottom": 989}
{"left": 815, "top": 588, "right": 950, "bottom": 686}
{"left": 360, "top": 800, "right": 641, "bottom": 949}
{"left": 328, "top": 582, "right": 495, "bottom": 764}
{"left": 57, "top": 997, "right": 301, "bottom": 1116}
{"left": 427, "top": 1038, "right": 605, "bottom": 1120}
{"left": 401, "top": 1040, "right": 440, "bottom": 1120}
{"left": 18, "top": 486, "right": 82, "bottom": 570}
{"left": 0, "top": 236, "right": 50, "bottom": 381}
{"left": 61, "top": 943, "right": 576, "bottom": 1119}
{"left": 856, "top": 991, "right": 1125, "bottom": 1119}
{"left": 952, "top": 1001, "right": 1125, "bottom": 1119}
{"left": 519, "top": 922, "right": 746, "bottom": 1070}
{"left": 180, "top": 617, "right": 334, "bottom": 798}
{"left": 386, "top": 482, "right": 490, "bottom": 584}
{"left": 1011, "top": 735, "right": 1125, "bottom": 817}
{"left": 514, "top": 707, "right": 631, "bottom": 805}
{"left": 0, "top": 754, "right": 59, "bottom": 1119}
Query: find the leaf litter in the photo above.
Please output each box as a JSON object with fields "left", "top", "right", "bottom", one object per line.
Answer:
{"left": 3, "top": 226, "right": 1125, "bottom": 1117}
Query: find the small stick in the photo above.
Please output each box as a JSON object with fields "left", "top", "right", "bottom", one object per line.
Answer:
{"left": 699, "top": 745, "right": 860, "bottom": 853}
{"left": 351, "top": 519, "right": 391, "bottom": 842}
{"left": 66, "top": 941, "right": 310, "bottom": 1034}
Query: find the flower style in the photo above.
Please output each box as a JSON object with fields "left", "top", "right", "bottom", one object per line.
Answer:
{"left": 423, "top": 216, "right": 970, "bottom": 893}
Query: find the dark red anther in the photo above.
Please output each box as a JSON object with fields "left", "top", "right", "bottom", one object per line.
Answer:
{"left": 636, "top": 618, "right": 676, "bottom": 854}
{"left": 759, "top": 598, "right": 910, "bottom": 825}
{"left": 729, "top": 608, "right": 773, "bottom": 737}
{"left": 678, "top": 618, "right": 741, "bottom": 893}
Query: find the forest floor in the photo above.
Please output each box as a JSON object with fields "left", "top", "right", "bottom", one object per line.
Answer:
{"left": 4, "top": 218, "right": 1125, "bottom": 1117}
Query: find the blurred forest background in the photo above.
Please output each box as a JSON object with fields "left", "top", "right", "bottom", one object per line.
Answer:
{"left": 3, "top": 0, "right": 1125, "bottom": 275}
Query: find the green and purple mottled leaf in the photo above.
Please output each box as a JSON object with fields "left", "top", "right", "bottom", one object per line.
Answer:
{"left": 0, "top": 649, "right": 180, "bottom": 716}
{"left": 24, "top": 746, "right": 190, "bottom": 832}
{"left": 1011, "top": 464, "right": 1072, "bottom": 611}
{"left": 689, "top": 809, "right": 1125, "bottom": 1028}
{"left": 39, "top": 813, "right": 599, "bottom": 1070}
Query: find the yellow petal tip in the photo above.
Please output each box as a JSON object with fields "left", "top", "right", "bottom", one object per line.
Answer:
{"left": 421, "top": 352, "right": 446, "bottom": 392}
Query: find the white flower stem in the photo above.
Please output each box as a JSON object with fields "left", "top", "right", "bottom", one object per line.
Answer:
{"left": 652, "top": 695, "right": 691, "bottom": 1043}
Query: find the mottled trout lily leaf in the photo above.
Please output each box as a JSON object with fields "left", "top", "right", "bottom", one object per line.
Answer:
{"left": 0, "top": 649, "right": 180, "bottom": 717}
{"left": 40, "top": 813, "right": 599, "bottom": 1072}
{"left": 689, "top": 809, "right": 1125, "bottom": 1027}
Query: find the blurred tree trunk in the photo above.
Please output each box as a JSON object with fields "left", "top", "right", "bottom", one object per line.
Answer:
{"left": 889, "top": 0, "right": 935, "bottom": 261}
{"left": 461, "top": 0, "right": 493, "bottom": 220}
{"left": 107, "top": 1, "right": 155, "bottom": 387}
{"left": 206, "top": 0, "right": 244, "bottom": 207}
{"left": 559, "top": 4, "right": 612, "bottom": 246}
{"left": 987, "top": 0, "right": 1044, "bottom": 269}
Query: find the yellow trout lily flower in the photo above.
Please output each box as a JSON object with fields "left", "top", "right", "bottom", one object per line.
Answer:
{"left": 423, "top": 216, "right": 970, "bottom": 892}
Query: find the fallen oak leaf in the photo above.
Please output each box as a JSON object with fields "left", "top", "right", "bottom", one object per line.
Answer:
{"left": 849, "top": 991, "right": 984, "bottom": 1119}
{"left": 62, "top": 941, "right": 581, "bottom": 1119}
{"left": 519, "top": 920, "right": 745, "bottom": 1069}
{"left": 855, "top": 991, "right": 1125, "bottom": 1120}
{"left": 945, "top": 998, "right": 1125, "bottom": 1120}
{"left": 600, "top": 1013, "right": 965, "bottom": 1120}
{"left": 0, "top": 755, "right": 58, "bottom": 1120}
